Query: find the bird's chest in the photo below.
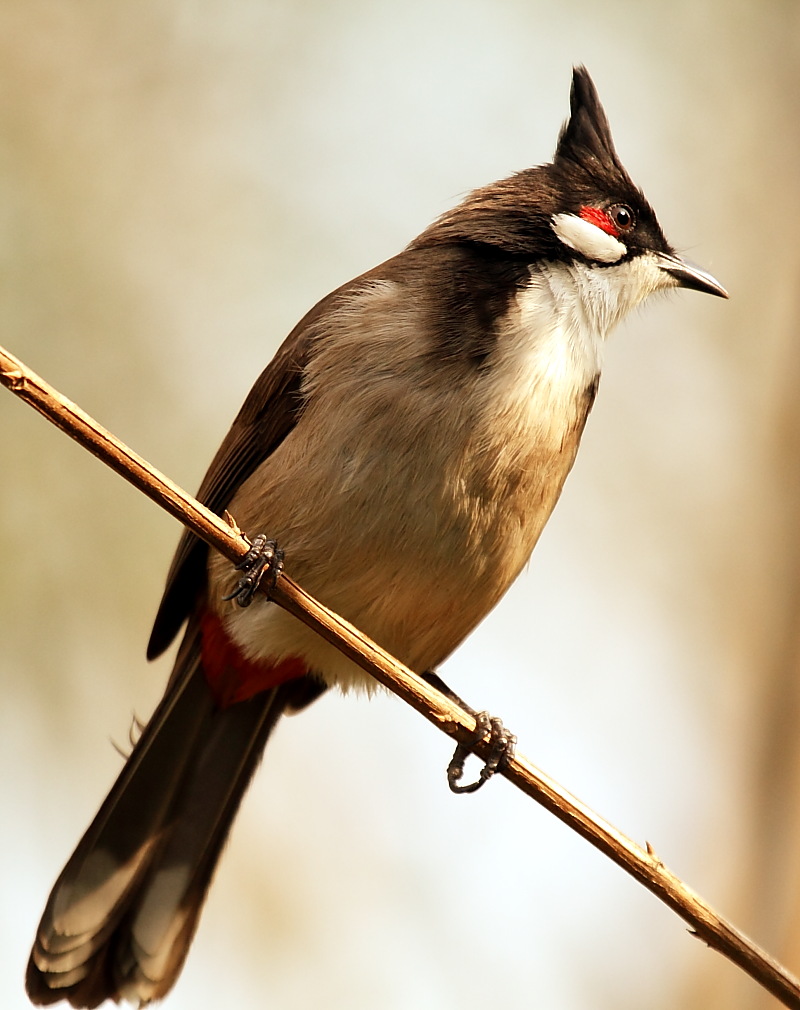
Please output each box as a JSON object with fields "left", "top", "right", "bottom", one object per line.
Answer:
{"left": 447, "top": 311, "right": 601, "bottom": 560}
{"left": 215, "top": 284, "right": 602, "bottom": 679}
{"left": 331, "top": 305, "right": 601, "bottom": 582}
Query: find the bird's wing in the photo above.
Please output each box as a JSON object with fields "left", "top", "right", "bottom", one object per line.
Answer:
{"left": 146, "top": 291, "right": 335, "bottom": 660}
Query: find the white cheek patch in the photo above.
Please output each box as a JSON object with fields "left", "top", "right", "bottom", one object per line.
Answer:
{"left": 551, "top": 213, "right": 627, "bottom": 264}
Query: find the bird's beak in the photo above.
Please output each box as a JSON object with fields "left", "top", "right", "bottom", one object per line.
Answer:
{"left": 656, "top": 252, "right": 728, "bottom": 298}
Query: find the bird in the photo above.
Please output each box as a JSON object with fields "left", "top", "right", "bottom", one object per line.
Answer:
{"left": 26, "top": 66, "right": 727, "bottom": 1008}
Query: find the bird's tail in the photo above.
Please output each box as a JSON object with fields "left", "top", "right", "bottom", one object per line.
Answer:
{"left": 26, "top": 620, "right": 294, "bottom": 1008}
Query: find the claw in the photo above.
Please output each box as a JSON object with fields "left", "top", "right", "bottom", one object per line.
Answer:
{"left": 447, "top": 712, "right": 516, "bottom": 794}
{"left": 222, "top": 534, "right": 285, "bottom": 608}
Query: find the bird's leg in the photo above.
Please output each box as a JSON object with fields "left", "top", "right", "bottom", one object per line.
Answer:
{"left": 421, "top": 670, "right": 517, "bottom": 794}
{"left": 222, "top": 534, "right": 284, "bottom": 608}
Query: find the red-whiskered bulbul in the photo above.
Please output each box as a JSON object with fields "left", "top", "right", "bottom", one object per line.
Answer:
{"left": 26, "top": 67, "right": 727, "bottom": 1007}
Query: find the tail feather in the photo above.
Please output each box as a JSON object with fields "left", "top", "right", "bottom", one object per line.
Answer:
{"left": 118, "top": 688, "right": 287, "bottom": 1003}
{"left": 26, "top": 621, "right": 294, "bottom": 1007}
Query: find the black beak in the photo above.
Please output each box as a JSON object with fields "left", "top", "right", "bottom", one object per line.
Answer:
{"left": 656, "top": 252, "right": 728, "bottom": 298}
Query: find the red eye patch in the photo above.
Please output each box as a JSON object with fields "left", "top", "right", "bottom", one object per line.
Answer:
{"left": 579, "top": 206, "right": 618, "bottom": 237}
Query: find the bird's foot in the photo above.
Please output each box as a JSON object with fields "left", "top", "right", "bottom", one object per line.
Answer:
{"left": 447, "top": 712, "right": 516, "bottom": 794}
{"left": 222, "top": 534, "right": 284, "bottom": 608}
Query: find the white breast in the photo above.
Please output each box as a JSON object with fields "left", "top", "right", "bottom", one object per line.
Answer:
{"left": 482, "top": 264, "right": 606, "bottom": 445}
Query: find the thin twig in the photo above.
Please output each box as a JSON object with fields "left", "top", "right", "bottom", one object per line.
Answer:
{"left": 2, "top": 341, "right": 798, "bottom": 1008}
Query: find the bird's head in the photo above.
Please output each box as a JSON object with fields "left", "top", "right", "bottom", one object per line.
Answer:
{"left": 416, "top": 66, "right": 727, "bottom": 305}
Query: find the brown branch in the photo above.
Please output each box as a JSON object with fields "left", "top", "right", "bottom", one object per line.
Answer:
{"left": 2, "top": 340, "right": 798, "bottom": 1007}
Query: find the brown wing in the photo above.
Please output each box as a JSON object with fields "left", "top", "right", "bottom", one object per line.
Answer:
{"left": 146, "top": 298, "right": 328, "bottom": 661}
{"left": 146, "top": 254, "right": 408, "bottom": 661}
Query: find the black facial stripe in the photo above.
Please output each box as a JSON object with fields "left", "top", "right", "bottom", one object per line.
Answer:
{"left": 425, "top": 245, "right": 532, "bottom": 366}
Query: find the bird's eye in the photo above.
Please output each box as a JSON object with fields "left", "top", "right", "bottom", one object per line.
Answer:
{"left": 608, "top": 204, "right": 635, "bottom": 232}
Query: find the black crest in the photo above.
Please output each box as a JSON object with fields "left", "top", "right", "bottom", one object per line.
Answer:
{"left": 554, "top": 67, "right": 632, "bottom": 187}
{"left": 411, "top": 64, "right": 667, "bottom": 262}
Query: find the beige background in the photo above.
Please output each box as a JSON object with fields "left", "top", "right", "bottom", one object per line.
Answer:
{"left": 2, "top": 2, "right": 799, "bottom": 1008}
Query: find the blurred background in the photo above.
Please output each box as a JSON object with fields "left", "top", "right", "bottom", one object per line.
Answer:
{"left": 1, "top": 1, "right": 799, "bottom": 1008}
